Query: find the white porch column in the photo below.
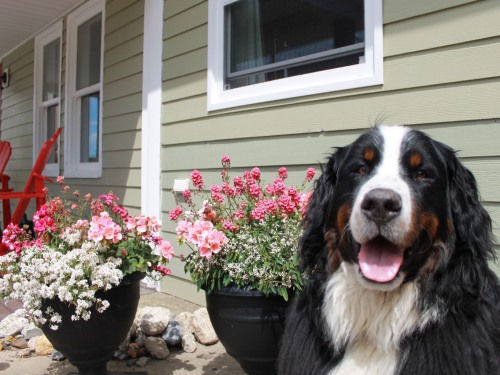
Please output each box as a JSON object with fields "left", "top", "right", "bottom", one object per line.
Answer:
{"left": 141, "top": 0, "right": 164, "bottom": 219}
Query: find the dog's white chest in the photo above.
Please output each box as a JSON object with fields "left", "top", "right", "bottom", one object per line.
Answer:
{"left": 329, "top": 341, "right": 397, "bottom": 375}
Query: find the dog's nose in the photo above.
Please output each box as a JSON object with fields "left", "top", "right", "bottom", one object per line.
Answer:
{"left": 361, "top": 188, "right": 402, "bottom": 224}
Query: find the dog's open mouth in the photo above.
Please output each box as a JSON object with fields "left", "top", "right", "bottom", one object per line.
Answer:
{"left": 358, "top": 236, "right": 405, "bottom": 283}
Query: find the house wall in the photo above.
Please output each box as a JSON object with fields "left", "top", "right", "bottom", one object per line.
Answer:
{"left": 69, "top": 0, "right": 145, "bottom": 214}
{"left": 0, "top": 40, "right": 37, "bottom": 225}
{"left": 160, "top": 0, "right": 500, "bottom": 303}
{"left": 0, "top": 0, "right": 145, "bottom": 223}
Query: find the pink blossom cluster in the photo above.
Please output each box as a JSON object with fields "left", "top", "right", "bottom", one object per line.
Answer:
{"left": 176, "top": 219, "right": 227, "bottom": 259}
{"left": 2, "top": 224, "right": 30, "bottom": 255}
{"left": 88, "top": 212, "right": 123, "bottom": 244}
{"left": 170, "top": 155, "right": 316, "bottom": 259}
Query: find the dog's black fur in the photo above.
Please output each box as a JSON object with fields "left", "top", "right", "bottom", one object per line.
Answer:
{"left": 278, "top": 126, "right": 500, "bottom": 375}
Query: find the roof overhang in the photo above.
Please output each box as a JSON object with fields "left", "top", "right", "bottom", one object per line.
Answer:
{"left": 0, "top": 0, "right": 83, "bottom": 60}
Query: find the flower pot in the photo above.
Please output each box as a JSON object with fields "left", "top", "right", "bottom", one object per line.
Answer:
{"left": 205, "top": 285, "right": 291, "bottom": 375}
{"left": 41, "top": 272, "right": 146, "bottom": 375}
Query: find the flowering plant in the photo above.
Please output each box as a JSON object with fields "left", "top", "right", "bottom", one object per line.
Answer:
{"left": 0, "top": 177, "right": 174, "bottom": 329}
{"left": 169, "top": 156, "right": 315, "bottom": 301}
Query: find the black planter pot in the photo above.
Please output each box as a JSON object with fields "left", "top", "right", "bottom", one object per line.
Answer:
{"left": 205, "top": 285, "right": 291, "bottom": 375}
{"left": 41, "top": 272, "right": 146, "bottom": 375}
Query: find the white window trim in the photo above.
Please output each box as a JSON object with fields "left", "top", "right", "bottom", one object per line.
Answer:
{"left": 207, "top": 0, "right": 383, "bottom": 111}
{"left": 64, "top": 0, "right": 104, "bottom": 178}
{"left": 33, "top": 21, "right": 62, "bottom": 177}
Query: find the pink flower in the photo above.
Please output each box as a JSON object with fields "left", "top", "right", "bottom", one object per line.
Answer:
{"left": 210, "top": 185, "right": 225, "bottom": 204}
{"left": 278, "top": 194, "right": 296, "bottom": 214}
{"left": 72, "top": 219, "right": 89, "bottom": 229}
{"left": 222, "top": 221, "right": 238, "bottom": 231}
{"left": 273, "top": 178, "right": 287, "bottom": 195}
{"left": 221, "top": 183, "right": 235, "bottom": 197}
{"left": 88, "top": 212, "right": 122, "bottom": 243}
{"left": 176, "top": 220, "right": 192, "bottom": 238}
{"left": 278, "top": 167, "right": 288, "bottom": 179}
{"left": 265, "top": 184, "right": 275, "bottom": 195}
{"left": 182, "top": 189, "right": 192, "bottom": 200}
{"left": 299, "top": 192, "right": 313, "bottom": 216}
{"left": 251, "top": 167, "right": 261, "bottom": 181}
{"left": 305, "top": 167, "right": 316, "bottom": 182}
{"left": 248, "top": 182, "right": 261, "bottom": 198}
{"left": 233, "top": 176, "right": 244, "bottom": 194}
{"left": 191, "top": 170, "right": 204, "bottom": 189}
{"left": 198, "top": 229, "right": 227, "bottom": 258}
{"left": 153, "top": 265, "right": 172, "bottom": 276}
{"left": 169, "top": 206, "right": 183, "bottom": 221}
{"left": 186, "top": 220, "right": 214, "bottom": 245}
{"left": 221, "top": 155, "right": 231, "bottom": 168}
{"left": 159, "top": 240, "right": 174, "bottom": 260}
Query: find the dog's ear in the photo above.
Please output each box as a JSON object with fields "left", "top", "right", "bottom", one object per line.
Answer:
{"left": 299, "top": 148, "right": 346, "bottom": 279}
{"left": 434, "top": 141, "right": 495, "bottom": 262}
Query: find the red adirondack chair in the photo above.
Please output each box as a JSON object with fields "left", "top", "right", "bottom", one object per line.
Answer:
{"left": 0, "top": 141, "right": 13, "bottom": 225}
{"left": 0, "top": 128, "right": 62, "bottom": 255}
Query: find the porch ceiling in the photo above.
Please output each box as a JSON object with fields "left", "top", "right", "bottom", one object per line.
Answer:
{"left": 0, "top": 0, "right": 82, "bottom": 59}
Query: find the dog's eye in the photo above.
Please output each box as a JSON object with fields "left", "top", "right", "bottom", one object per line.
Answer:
{"left": 415, "top": 169, "right": 428, "bottom": 180}
{"left": 356, "top": 166, "right": 368, "bottom": 175}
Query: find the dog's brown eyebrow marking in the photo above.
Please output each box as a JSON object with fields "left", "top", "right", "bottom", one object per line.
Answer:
{"left": 363, "top": 148, "right": 375, "bottom": 162}
{"left": 410, "top": 153, "right": 422, "bottom": 168}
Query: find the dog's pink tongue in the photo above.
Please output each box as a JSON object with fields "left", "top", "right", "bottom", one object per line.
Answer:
{"left": 358, "top": 238, "right": 404, "bottom": 283}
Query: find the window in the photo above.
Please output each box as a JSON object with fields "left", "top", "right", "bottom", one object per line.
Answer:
{"left": 34, "top": 22, "right": 62, "bottom": 176}
{"left": 65, "top": 0, "right": 104, "bottom": 178}
{"left": 208, "top": 0, "right": 383, "bottom": 110}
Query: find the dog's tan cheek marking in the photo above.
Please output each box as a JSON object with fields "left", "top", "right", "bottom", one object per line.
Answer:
{"left": 421, "top": 212, "right": 440, "bottom": 239}
{"left": 402, "top": 208, "right": 420, "bottom": 247}
{"left": 336, "top": 204, "right": 352, "bottom": 238}
{"left": 325, "top": 228, "right": 342, "bottom": 274}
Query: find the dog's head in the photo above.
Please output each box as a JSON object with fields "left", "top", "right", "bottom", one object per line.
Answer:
{"left": 301, "top": 125, "right": 494, "bottom": 293}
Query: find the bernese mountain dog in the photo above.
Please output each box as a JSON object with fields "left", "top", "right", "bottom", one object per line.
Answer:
{"left": 278, "top": 125, "right": 500, "bottom": 375}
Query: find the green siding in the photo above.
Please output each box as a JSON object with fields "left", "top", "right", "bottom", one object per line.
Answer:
{"left": 0, "top": 0, "right": 145, "bottom": 221}
{"left": 160, "top": 0, "right": 500, "bottom": 301}
{"left": 64, "top": 0, "right": 145, "bottom": 211}
{"left": 0, "top": 41, "right": 36, "bottom": 225}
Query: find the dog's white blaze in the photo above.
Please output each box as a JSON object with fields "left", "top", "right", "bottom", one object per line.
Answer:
{"left": 323, "top": 264, "right": 439, "bottom": 375}
{"left": 350, "top": 125, "right": 413, "bottom": 245}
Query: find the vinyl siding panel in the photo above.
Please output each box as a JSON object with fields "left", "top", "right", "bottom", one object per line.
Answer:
{"left": 160, "top": 0, "right": 500, "bottom": 299}
{"left": 98, "top": 0, "right": 144, "bottom": 211}
{"left": 0, "top": 0, "right": 145, "bottom": 222}
{"left": 0, "top": 41, "right": 34, "bottom": 190}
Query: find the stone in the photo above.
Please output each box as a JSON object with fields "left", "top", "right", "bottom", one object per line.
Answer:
{"left": 144, "top": 336, "right": 169, "bottom": 360}
{"left": 175, "top": 312, "right": 193, "bottom": 335}
{"left": 114, "top": 350, "right": 128, "bottom": 360}
{"left": 161, "top": 321, "right": 183, "bottom": 347}
{"left": 181, "top": 333, "right": 197, "bottom": 353}
{"left": 28, "top": 336, "right": 39, "bottom": 351}
{"left": 16, "top": 348, "right": 32, "bottom": 358}
{"left": 136, "top": 356, "right": 149, "bottom": 367}
{"left": 51, "top": 350, "right": 66, "bottom": 361}
{"left": 0, "top": 313, "right": 29, "bottom": 337}
{"left": 21, "top": 322, "right": 41, "bottom": 338}
{"left": 138, "top": 306, "right": 171, "bottom": 336}
{"left": 127, "top": 358, "right": 138, "bottom": 367}
{"left": 12, "top": 337, "right": 28, "bottom": 349}
{"left": 118, "top": 335, "right": 130, "bottom": 353}
{"left": 135, "top": 333, "right": 146, "bottom": 347}
{"left": 127, "top": 342, "right": 141, "bottom": 359}
{"left": 191, "top": 308, "right": 218, "bottom": 345}
{"left": 35, "top": 335, "right": 54, "bottom": 356}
